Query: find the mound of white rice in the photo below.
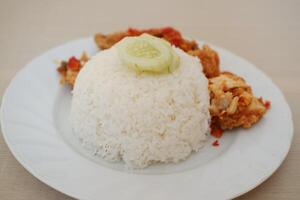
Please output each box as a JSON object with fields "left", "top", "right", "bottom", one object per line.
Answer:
{"left": 70, "top": 46, "right": 210, "bottom": 169}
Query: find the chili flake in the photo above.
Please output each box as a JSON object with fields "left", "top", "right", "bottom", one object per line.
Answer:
{"left": 68, "top": 56, "right": 81, "bottom": 71}
{"left": 212, "top": 140, "right": 219, "bottom": 147}
{"left": 264, "top": 100, "right": 271, "bottom": 109}
{"left": 211, "top": 129, "right": 223, "bottom": 138}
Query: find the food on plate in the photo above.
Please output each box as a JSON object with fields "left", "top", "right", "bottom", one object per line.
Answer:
{"left": 209, "top": 72, "right": 269, "bottom": 130}
{"left": 212, "top": 140, "right": 219, "bottom": 147}
{"left": 57, "top": 52, "right": 89, "bottom": 86}
{"left": 188, "top": 45, "right": 220, "bottom": 78}
{"left": 95, "top": 27, "right": 199, "bottom": 51}
{"left": 55, "top": 26, "right": 270, "bottom": 167}
{"left": 70, "top": 36, "right": 210, "bottom": 168}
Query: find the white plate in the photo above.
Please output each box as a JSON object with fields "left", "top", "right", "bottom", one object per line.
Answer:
{"left": 0, "top": 37, "right": 293, "bottom": 200}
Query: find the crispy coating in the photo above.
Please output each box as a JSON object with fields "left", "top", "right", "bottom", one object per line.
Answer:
{"left": 56, "top": 52, "right": 89, "bottom": 87}
{"left": 95, "top": 32, "right": 129, "bottom": 50}
{"left": 188, "top": 45, "right": 220, "bottom": 78}
{"left": 94, "top": 27, "right": 199, "bottom": 52}
{"left": 209, "top": 72, "right": 269, "bottom": 130}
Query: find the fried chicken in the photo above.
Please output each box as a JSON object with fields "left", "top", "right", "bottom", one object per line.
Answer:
{"left": 187, "top": 45, "right": 220, "bottom": 78}
{"left": 57, "top": 52, "right": 89, "bottom": 86}
{"left": 209, "top": 72, "right": 269, "bottom": 130}
{"left": 95, "top": 31, "right": 129, "bottom": 50}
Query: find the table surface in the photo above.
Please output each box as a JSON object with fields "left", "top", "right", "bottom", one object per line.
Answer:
{"left": 0, "top": 0, "right": 299, "bottom": 199}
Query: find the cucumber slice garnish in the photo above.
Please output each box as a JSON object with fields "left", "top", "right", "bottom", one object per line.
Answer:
{"left": 116, "top": 33, "right": 180, "bottom": 73}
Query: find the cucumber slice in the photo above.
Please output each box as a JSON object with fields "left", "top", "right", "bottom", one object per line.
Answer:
{"left": 116, "top": 33, "right": 179, "bottom": 73}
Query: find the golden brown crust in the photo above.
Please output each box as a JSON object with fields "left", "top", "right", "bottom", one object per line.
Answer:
{"left": 188, "top": 45, "right": 220, "bottom": 78}
{"left": 95, "top": 32, "right": 129, "bottom": 50}
{"left": 56, "top": 52, "right": 89, "bottom": 87}
{"left": 209, "top": 72, "right": 268, "bottom": 130}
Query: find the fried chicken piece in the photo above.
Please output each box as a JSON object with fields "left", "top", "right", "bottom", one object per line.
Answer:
{"left": 188, "top": 45, "right": 220, "bottom": 78}
{"left": 95, "top": 32, "right": 129, "bottom": 50}
{"left": 57, "top": 52, "right": 89, "bottom": 87}
{"left": 209, "top": 72, "right": 269, "bottom": 130}
{"left": 94, "top": 27, "right": 220, "bottom": 78}
{"left": 94, "top": 27, "right": 199, "bottom": 51}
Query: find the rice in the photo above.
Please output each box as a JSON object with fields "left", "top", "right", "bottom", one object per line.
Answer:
{"left": 70, "top": 46, "right": 210, "bottom": 169}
